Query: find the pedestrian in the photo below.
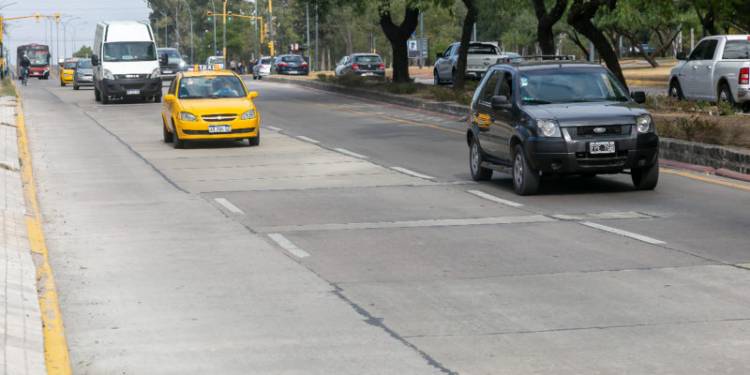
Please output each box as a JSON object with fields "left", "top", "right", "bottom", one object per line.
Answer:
{"left": 238, "top": 61, "right": 243, "bottom": 74}
{"left": 229, "top": 59, "right": 237, "bottom": 72}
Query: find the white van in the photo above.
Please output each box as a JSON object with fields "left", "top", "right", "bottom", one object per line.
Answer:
{"left": 92, "top": 21, "right": 162, "bottom": 104}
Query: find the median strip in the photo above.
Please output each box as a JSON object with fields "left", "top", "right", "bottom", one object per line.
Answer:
{"left": 580, "top": 221, "right": 666, "bottom": 245}
{"left": 214, "top": 198, "right": 245, "bottom": 215}
{"left": 267, "top": 233, "right": 311, "bottom": 258}
{"left": 391, "top": 166, "right": 435, "bottom": 180}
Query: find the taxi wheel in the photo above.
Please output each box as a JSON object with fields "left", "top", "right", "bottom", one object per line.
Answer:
{"left": 172, "top": 125, "right": 185, "bottom": 149}
{"left": 60, "top": 81, "right": 65, "bottom": 87}
{"left": 162, "top": 121, "right": 173, "bottom": 143}
{"left": 73, "top": 84, "right": 79, "bottom": 90}
{"left": 247, "top": 135, "right": 260, "bottom": 147}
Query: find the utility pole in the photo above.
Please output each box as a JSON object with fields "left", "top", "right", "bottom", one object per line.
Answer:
{"left": 175, "top": 0, "right": 181, "bottom": 53}
{"left": 268, "top": 0, "right": 274, "bottom": 56}
{"left": 472, "top": 22, "right": 476, "bottom": 42}
{"left": 306, "top": 2, "right": 310, "bottom": 64}
{"left": 180, "top": 0, "right": 193, "bottom": 63}
{"left": 418, "top": 11, "right": 424, "bottom": 67}
{"left": 223, "top": 0, "right": 227, "bottom": 58}
{"left": 314, "top": 2, "right": 318, "bottom": 71}
{"left": 255, "top": 0, "right": 259, "bottom": 57}
{"left": 210, "top": 0, "right": 217, "bottom": 54}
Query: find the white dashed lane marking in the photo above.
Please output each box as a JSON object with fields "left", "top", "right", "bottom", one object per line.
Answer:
{"left": 467, "top": 190, "right": 523, "bottom": 207}
{"left": 391, "top": 167, "right": 435, "bottom": 180}
{"left": 214, "top": 198, "right": 245, "bottom": 215}
{"left": 334, "top": 148, "right": 368, "bottom": 159}
{"left": 268, "top": 233, "right": 311, "bottom": 258}
{"left": 266, "top": 126, "right": 282, "bottom": 131}
{"left": 297, "top": 136, "right": 320, "bottom": 144}
{"left": 580, "top": 221, "right": 666, "bottom": 245}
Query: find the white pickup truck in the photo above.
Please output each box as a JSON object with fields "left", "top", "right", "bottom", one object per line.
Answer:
{"left": 433, "top": 42, "right": 520, "bottom": 85}
{"left": 669, "top": 35, "right": 750, "bottom": 107}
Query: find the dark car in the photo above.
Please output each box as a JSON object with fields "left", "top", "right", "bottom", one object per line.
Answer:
{"left": 467, "top": 59, "right": 659, "bottom": 195}
{"left": 272, "top": 55, "right": 309, "bottom": 75}
{"left": 157, "top": 48, "right": 186, "bottom": 80}
{"left": 73, "top": 58, "right": 94, "bottom": 90}
{"left": 335, "top": 53, "right": 386, "bottom": 77}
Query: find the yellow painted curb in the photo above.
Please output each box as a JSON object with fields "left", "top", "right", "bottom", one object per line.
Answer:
{"left": 661, "top": 168, "right": 750, "bottom": 193}
{"left": 13, "top": 81, "right": 73, "bottom": 375}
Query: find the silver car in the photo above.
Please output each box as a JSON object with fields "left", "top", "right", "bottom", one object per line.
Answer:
{"left": 73, "top": 58, "right": 94, "bottom": 90}
{"left": 252, "top": 57, "right": 272, "bottom": 80}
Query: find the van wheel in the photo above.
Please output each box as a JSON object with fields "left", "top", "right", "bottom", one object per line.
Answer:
{"left": 512, "top": 145, "right": 540, "bottom": 195}
{"left": 154, "top": 95, "right": 162, "bottom": 103}
{"left": 632, "top": 162, "right": 659, "bottom": 190}
{"left": 469, "top": 138, "right": 493, "bottom": 181}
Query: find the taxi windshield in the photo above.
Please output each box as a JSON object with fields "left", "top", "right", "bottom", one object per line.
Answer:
{"left": 64, "top": 62, "right": 77, "bottom": 69}
{"left": 519, "top": 69, "right": 629, "bottom": 105}
{"left": 178, "top": 76, "right": 246, "bottom": 99}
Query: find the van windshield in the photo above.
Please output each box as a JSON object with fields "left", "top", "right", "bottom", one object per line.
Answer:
{"left": 104, "top": 42, "right": 156, "bottom": 62}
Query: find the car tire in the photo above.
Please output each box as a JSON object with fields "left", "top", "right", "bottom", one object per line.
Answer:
{"left": 247, "top": 135, "right": 260, "bottom": 147}
{"left": 162, "top": 119, "right": 173, "bottom": 143}
{"left": 469, "top": 138, "right": 493, "bottom": 181}
{"left": 154, "top": 95, "right": 162, "bottom": 103}
{"left": 60, "top": 81, "right": 65, "bottom": 87}
{"left": 101, "top": 92, "right": 110, "bottom": 104}
{"left": 73, "top": 84, "right": 79, "bottom": 90}
{"left": 94, "top": 87, "right": 101, "bottom": 102}
{"left": 669, "top": 80, "right": 684, "bottom": 100}
{"left": 631, "top": 162, "right": 659, "bottom": 190}
{"left": 718, "top": 83, "right": 736, "bottom": 107}
{"left": 512, "top": 145, "right": 540, "bottom": 195}
{"left": 433, "top": 70, "right": 441, "bottom": 86}
{"left": 173, "top": 126, "right": 185, "bottom": 149}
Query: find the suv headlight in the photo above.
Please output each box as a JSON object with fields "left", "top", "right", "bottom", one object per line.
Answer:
{"left": 150, "top": 68, "right": 161, "bottom": 79}
{"left": 180, "top": 112, "right": 197, "bottom": 121}
{"left": 636, "top": 114, "right": 653, "bottom": 133}
{"left": 102, "top": 69, "right": 115, "bottom": 80}
{"left": 241, "top": 110, "right": 256, "bottom": 120}
{"left": 536, "top": 119, "right": 561, "bottom": 137}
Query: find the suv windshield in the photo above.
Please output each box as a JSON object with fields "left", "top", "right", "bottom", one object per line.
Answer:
{"left": 354, "top": 55, "right": 382, "bottom": 63}
{"left": 519, "top": 69, "right": 629, "bottom": 105}
{"left": 178, "top": 76, "right": 246, "bottom": 99}
{"left": 281, "top": 55, "right": 303, "bottom": 63}
{"left": 104, "top": 42, "right": 156, "bottom": 62}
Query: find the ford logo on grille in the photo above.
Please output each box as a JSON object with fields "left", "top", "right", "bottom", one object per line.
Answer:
{"left": 593, "top": 127, "right": 607, "bottom": 134}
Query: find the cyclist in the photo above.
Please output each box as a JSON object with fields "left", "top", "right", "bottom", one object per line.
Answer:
{"left": 19, "top": 54, "right": 31, "bottom": 85}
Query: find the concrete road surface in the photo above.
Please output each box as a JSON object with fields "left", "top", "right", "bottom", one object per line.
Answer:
{"left": 18, "top": 77, "right": 750, "bottom": 374}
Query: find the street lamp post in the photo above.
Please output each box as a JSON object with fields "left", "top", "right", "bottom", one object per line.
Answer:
{"left": 210, "top": 0, "right": 217, "bottom": 55}
{"left": 180, "top": 0, "right": 194, "bottom": 63}
{"left": 62, "top": 17, "right": 80, "bottom": 58}
{"left": 160, "top": 11, "right": 168, "bottom": 47}
{"left": 223, "top": 0, "right": 227, "bottom": 58}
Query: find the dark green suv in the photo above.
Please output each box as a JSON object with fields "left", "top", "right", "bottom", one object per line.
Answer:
{"left": 467, "top": 60, "right": 659, "bottom": 195}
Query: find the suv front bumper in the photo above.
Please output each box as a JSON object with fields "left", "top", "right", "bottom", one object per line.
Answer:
{"left": 525, "top": 132, "right": 659, "bottom": 174}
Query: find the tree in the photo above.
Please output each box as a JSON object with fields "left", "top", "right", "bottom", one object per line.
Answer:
{"left": 73, "top": 46, "right": 93, "bottom": 58}
{"left": 532, "top": 0, "right": 568, "bottom": 55}
{"left": 453, "top": 0, "right": 477, "bottom": 90}
{"left": 567, "top": 0, "right": 627, "bottom": 89}
{"left": 378, "top": 2, "right": 421, "bottom": 83}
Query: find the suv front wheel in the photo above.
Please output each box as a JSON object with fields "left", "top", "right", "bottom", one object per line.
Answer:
{"left": 631, "top": 162, "right": 659, "bottom": 190}
{"left": 512, "top": 145, "right": 540, "bottom": 195}
{"left": 469, "top": 139, "right": 493, "bottom": 181}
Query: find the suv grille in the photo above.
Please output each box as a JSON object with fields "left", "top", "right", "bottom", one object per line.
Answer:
{"left": 202, "top": 114, "right": 237, "bottom": 122}
{"left": 575, "top": 125, "right": 631, "bottom": 137}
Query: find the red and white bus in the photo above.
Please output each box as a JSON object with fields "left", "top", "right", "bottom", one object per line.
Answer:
{"left": 17, "top": 44, "right": 51, "bottom": 79}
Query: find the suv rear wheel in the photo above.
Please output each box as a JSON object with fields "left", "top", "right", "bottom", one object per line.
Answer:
{"left": 512, "top": 145, "right": 540, "bottom": 195}
{"left": 669, "top": 80, "right": 684, "bottom": 100}
{"left": 718, "top": 83, "right": 736, "bottom": 107}
{"left": 469, "top": 139, "right": 493, "bottom": 181}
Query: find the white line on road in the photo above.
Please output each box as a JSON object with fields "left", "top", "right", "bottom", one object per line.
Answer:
{"left": 266, "top": 126, "right": 282, "bottom": 131}
{"left": 467, "top": 190, "right": 523, "bottom": 207}
{"left": 580, "top": 222, "right": 666, "bottom": 245}
{"left": 297, "top": 135, "right": 320, "bottom": 144}
{"left": 334, "top": 148, "right": 368, "bottom": 159}
{"left": 391, "top": 166, "right": 435, "bottom": 180}
{"left": 268, "top": 233, "right": 311, "bottom": 258}
{"left": 214, "top": 198, "right": 245, "bottom": 215}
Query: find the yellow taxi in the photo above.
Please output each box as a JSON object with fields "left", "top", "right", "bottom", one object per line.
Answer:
{"left": 59, "top": 58, "right": 77, "bottom": 87}
{"left": 162, "top": 70, "right": 260, "bottom": 148}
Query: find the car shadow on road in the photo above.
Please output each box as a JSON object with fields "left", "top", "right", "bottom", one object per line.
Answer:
{"left": 486, "top": 173, "right": 637, "bottom": 196}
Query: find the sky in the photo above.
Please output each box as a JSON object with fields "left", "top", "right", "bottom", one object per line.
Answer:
{"left": 3, "top": 0, "right": 151, "bottom": 64}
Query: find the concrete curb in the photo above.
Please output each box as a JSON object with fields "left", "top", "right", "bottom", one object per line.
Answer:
{"left": 14, "top": 83, "right": 73, "bottom": 375}
{"left": 266, "top": 76, "right": 750, "bottom": 177}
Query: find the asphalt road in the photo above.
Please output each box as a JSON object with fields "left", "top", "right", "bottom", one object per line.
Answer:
{"left": 19, "top": 77, "right": 750, "bottom": 374}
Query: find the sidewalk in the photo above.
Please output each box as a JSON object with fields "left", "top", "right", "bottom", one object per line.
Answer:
{"left": 0, "top": 95, "right": 46, "bottom": 374}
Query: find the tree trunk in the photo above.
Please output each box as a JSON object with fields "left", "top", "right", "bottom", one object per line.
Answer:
{"left": 379, "top": 4, "right": 420, "bottom": 83}
{"left": 454, "top": 0, "right": 477, "bottom": 91}
{"left": 694, "top": 4, "right": 718, "bottom": 36}
{"left": 568, "top": 0, "right": 628, "bottom": 90}
{"left": 533, "top": 0, "right": 569, "bottom": 56}
{"left": 566, "top": 30, "right": 590, "bottom": 59}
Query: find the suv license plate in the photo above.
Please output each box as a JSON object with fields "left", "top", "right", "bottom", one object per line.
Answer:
{"left": 126, "top": 89, "right": 140, "bottom": 95}
{"left": 208, "top": 125, "right": 232, "bottom": 134}
{"left": 590, "top": 141, "right": 615, "bottom": 154}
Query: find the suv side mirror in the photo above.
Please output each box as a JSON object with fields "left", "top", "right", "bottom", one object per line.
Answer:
{"left": 91, "top": 54, "right": 99, "bottom": 66}
{"left": 436, "top": 52, "right": 444, "bottom": 59}
{"left": 631, "top": 91, "right": 646, "bottom": 104}
{"left": 676, "top": 51, "right": 687, "bottom": 61}
{"left": 160, "top": 53, "right": 169, "bottom": 66}
{"left": 491, "top": 95, "right": 511, "bottom": 110}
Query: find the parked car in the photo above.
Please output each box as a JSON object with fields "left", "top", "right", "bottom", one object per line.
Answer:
{"left": 467, "top": 59, "right": 658, "bottom": 195}
{"left": 157, "top": 48, "right": 187, "bottom": 80}
{"left": 669, "top": 35, "right": 750, "bottom": 108}
{"left": 59, "top": 58, "right": 78, "bottom": 87}
{"left": 335, "top": 53, "right": 385, "bottom": 77}
{"left": 272, "top": 55, "right": 309, "bottom": 75}
{"left": 73, "top": 58, "right": 94, "bottom": 90}
{"left": 252, "top": 57, "right": 273, "bottom": 80}
{"left": 434, "top": 42, "right": 504, "bottom": 84}
{"left": 92, "top": 21, "right": 162, "bottom": 104}
{"left": 206, "top": 55, "right": 225, "bottom": 70}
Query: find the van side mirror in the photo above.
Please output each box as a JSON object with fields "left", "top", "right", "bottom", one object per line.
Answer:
{"left": 248, "top": 91, "right": 259, "bottom": 99}
{"left": 91, "top": 54, "right": 99, "bottom": 66}
{"left": 631, "top": 91, "right": 647, "bottom": 104}
{"left": 160, "top": 53, "right": 168, "bottom": 66}
{"left": 676, "top": 52, "right": 687, "bottom": 61}
{"left": 164, "top": 94, "right": 176, "bottom": 103}
{"left": 491, "top": 95, "right": 511, "bottom": 110}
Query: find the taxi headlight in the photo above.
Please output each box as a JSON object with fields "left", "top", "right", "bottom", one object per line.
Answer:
{"left": 636, "top": 114, "right": 653, "bottom": 133}
{"left": 536, "top": 119, "right": 561, "bottom": 137}
{"left": 241, "top": 109, "right": 256, "bottom": 120}
{"left": 180, "top": 112, "right": 197, "bottom": 121}
{"left": 102, "top": 69, "right": 115, "bottom": 80}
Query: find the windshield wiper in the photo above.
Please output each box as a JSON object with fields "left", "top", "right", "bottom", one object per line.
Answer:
{"left": 523, "top": 99, "right": 552, "bottom": 105}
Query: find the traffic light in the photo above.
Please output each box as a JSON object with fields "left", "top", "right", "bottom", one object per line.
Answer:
{"left": 34, "top": 12, "right": 41, "bottom": 22}
{"left": 207, "top": 16, "right": 213, "bottom": 22}
{"left": 227, "top": 11, "right": 233, "bottom": 22}
{"left": 54, "top": 12, "right": 61, "bottom": 23}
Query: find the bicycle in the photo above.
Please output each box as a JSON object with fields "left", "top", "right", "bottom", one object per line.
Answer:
{"left": 20, "top": 67, "right": 28, "bottom": 86}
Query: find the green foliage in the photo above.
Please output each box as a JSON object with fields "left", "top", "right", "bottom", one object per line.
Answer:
{"left": 73, "top": 45, "right": 93, "bottom": 58}
{"left": 0, "top": 76, "right": 16, "bottom": 97}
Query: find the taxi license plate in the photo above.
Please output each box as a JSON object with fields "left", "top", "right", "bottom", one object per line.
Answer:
{"left": 126, "top": 89, "right": 141, "bottom": 95}
{"left": 208, "top": 125, "right": 232, "bottom": 134}
{"left": 589, "top": 141, "right": 615, "bottom": 154}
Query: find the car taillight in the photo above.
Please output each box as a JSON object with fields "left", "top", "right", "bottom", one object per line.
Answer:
{"left": 378, "top": 63, "right": 385, "bottom": 70}
{"left": 278, "top": 62, "right": 288, "bottom": 67}
{"left": 301, "top": 62, "right": 308, "bottom": 68}
{"left": 740, "top": 67, "right": 749, "bottom": 85}
{"left": 352, "top": 63, "right": 360, "bottom": 71}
